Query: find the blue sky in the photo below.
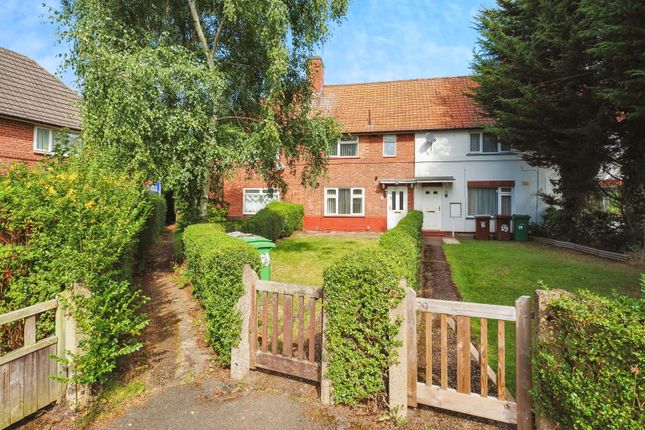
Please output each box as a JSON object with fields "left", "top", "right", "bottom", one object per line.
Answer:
{"left": 0, "top": 0, "right": 495, "bottom": 89}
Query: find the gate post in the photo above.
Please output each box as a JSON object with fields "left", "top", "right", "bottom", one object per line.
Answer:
{"left": 515, "top": 296, "right": 532, "bottom": 430}
{"left": 231, "top": 265, "right": 257, "bottom": 380}
{"left": 388, "top": 280, "right": 414, "bottom": 419}
{"left": 320, "top": 290, "right": 332, "bottom": 405}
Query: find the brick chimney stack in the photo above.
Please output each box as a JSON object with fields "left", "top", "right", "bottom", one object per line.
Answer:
{"left": 308, "top": 56, "right": 324, "bottom": 94}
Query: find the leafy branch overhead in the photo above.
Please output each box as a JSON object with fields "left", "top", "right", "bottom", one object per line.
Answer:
{"left": 56, "top": 0, "right": 347, "bottom": 222}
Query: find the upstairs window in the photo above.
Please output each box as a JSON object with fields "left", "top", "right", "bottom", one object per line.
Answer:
{"left": 329, "top": 136, "right": 359, "bottom": 157}
{"left": 243, "top": 188, "right": 279, "bottom": 215}
{"left": 383, "top": 135, "right": 396, "bottom": 157}
{"left": 469, "top": 132, "right": 511, "bottom": 153}
{"left": 34, "top": 127, "right": 80, "bottom": 154}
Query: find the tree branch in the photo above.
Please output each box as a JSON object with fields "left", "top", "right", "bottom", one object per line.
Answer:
{"left": 186, "top": 0, "right": 215, "bottom": 71}
{"left": 210, "top": 18, "right": 225, "bottom": 59}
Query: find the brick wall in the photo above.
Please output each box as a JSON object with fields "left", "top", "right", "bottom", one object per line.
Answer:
{"left": 223, "top": 133, "right": 416, "bottom": 232}
{"left": 0, "top": 117, "right": 42, "bottom": 167}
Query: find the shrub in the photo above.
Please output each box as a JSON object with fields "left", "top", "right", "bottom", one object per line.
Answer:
{"left": 0, "top": 154, "right": 154, "bottom": 384}
{"left": 242, "top": 201, "right": 304, "bottom": 241}
{"left": 135, "top": 193, "right": 167, "bottom": 270}
{"left": 322, "top": 248, "right": 405, "bottom": 405}
{"left": 533, "top": 290, "right": 644, "bottom": 429}
{"left": 379, "top": 211, "right": 423, "bottom": 290}
{"left": 182, "top": 223, "right": 260, "bottom": 365}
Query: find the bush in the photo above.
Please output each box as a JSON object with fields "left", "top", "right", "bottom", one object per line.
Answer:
{"left": 379, "top": 211, "right": 423, "bottom": 290}
{"left": 322, "top": 248, "right": 405, "bottom": 405}
{"left": 135, "top": 193, "right": 167, "bottom": 270}
{"left": 0, "top": 154, "right": 153, "bottom": 384}
{"left": 182, "top": 223, "right": 260, "bottom": 365}
{"left": 533, "top": 290, "right": 644, "bottom": 429}
{"left": 242, "top": 201, "right": 304, "bottom": 241}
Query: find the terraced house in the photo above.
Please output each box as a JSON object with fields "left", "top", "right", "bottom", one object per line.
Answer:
{"left": 224, "top": 58, "right": 555, "bottom": 234}
{"left": 0, "top": 47, "right": 81, "bottom": 166}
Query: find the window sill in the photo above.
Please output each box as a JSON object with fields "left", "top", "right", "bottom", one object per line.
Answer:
{"left": 466, "top": 152, "right": 516, "bottom": 156}
{"left": 328, "top": 156, "right": 360, "bottom": 159}
{"left": 383, "top": 155, "right": 396, "bottom": 158}
{"left": 323, "top": 214, "right": 366, "bottom": 218}
{"left": 33, "top": 150, "right": 53, "bottom": 155}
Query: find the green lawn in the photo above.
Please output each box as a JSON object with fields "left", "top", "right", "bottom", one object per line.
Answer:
{"left": 270, "top": 234, "right": 379, "bottom": 285}
{"left": 443, "top": 238, "right": 642, "bottom": 394}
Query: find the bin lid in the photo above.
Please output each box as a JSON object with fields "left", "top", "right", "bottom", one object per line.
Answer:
{"left": 237, "top": 234, "right": 276, "bottom": 249}
{"left": 512, "top": 214, "right": 531, "bottom": 220}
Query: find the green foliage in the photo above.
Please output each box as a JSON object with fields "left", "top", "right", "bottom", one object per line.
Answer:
{"left": 182, "top": 223, "right": 260, "bottom": 365}
{"left": 322, "top": 248, "right": 405, "bottom": 405}
{"left": 56, "top": 0, "right": 347, "bottom": 221}
{"left": 379, "top": 211, "right": 423, "bottom": 290}
{"left": 533, "top": 291, "right": 644, "bottom": 429}
{"left": 135, "top": 193, "right": 167, "bottom": 270}
{"left": 242, "top": 202, "right": 304, "bottom": 241}
{"left": 0, "top": 154, "right": 154, "bottom": 384}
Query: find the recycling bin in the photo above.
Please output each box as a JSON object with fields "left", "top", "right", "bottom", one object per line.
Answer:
{"left": 229, "top": 233, "right": 276, "bottom": 280}
{"left": 512, "top": 214, "right": 531, "bottom": 242}
{"left": 495, "top": 214, "right": 512, "bottom": 241}
{"left": 475, "top": 216, "right": 491, "bottom": 240}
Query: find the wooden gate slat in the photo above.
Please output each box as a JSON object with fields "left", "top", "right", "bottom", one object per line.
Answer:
{"left": 456, "top": 316, "right": 471, "bottom": 393}
{"left": 36, "top": 347, "right": 50, "bottom": 408}
{"left": 23, "top": 353, "right": 37, "bottom": 417}
{"left": 497, "top": 320, "right": 506, "bottom": 399}
{"left": 425, "top": 312, "right": 432, "bottom": 385}
{"left": 283, "top": 295, "right": 293, "bottom": 358}
{"left": 440, "top": 313, "right": 448, "bottom": 389}
{"left": 9, "top": 357, "right": 24, "bottom": 423}
{"left": 0, "top": 363, "right": 9, "bottom": 428}
{"left": 480, "top": 318, "right": 488, "bottom": 397}
{"left": 308, "top": 298, "right": 316, "bottom": 362}
{"left": 297, "top": 296, "right": 305, "bottom": 360}
{"left": 24, "top": 316, "right": 36, "bottom": 346}
{"left": 272, "top": 292, "right": 279, "bottom": 355}
{"left": 261, "top": 292, "right": 269, "bottom": 353}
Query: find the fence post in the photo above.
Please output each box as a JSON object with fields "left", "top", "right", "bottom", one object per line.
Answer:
{"left": 388, "top": 280, "right": 411, "bottom": 420}
{"left": 533, "top": 290, "right": 570, "bottom": 430}
{"left": 406, "top": 287, "right": 417, "bottom": 407}
{"left": 231, "top": 265, "right": 257, "bottom": 380}
{"left": 515, "top": 295, "right": 532, "bottom": 430}
{"left": 320, "top": 290, "right": 332, "bottom": 405}
{"left": 58, "top": 284, "right": 92, "bottom": 410}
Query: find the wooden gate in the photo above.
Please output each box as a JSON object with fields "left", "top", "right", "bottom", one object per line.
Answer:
{"left": 1, "top": 300, "right": 66, "bottom": 428}
{"left": 250, "top": 280, "right": 323, "bottom": 382}
{"left": 409, "top": 296, "right": 532, "bottom": 429}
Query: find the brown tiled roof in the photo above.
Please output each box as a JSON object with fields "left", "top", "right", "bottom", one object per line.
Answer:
{"left": 314, "top": 76, "right": 491, "bottom": 133}
{"left": 0, "top": 47, "right": 80, "bottom": 130}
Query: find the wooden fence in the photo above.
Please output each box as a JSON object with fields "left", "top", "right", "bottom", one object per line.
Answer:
{"left": 533, "top": 236, "right": 629, "bottom": 261}
{"left": 1, "top": 300, "right": 67, "bottom": 428}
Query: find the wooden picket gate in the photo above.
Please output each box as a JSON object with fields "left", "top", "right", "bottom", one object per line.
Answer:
{"left": 399, "top": 293, "right": 532, "bottom": 429}
{"left": 1, "top": 300, "right": 68, "bottom": 428}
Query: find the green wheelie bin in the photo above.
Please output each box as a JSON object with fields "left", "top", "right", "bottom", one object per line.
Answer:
{"left": 512, "top": 214, "right": 531, "bottom": 241}
{"left": 233, "top": 234, "right": 276, "bottom": 280}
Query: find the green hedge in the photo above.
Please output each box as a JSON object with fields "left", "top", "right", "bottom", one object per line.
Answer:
{"left": 0, "top": 155, "right": 154, "bottom": 384}
{"left": 322, "top": 248, "right": 405, "bottom": 405}
{"left": 242, "top": 201, "right": 303, "bottom": 241}
{"left": 135, "top": 193, "right": 167, "bottom": 270}
{"left": 322, "top": 211, "right": 423, "bottom": 405}
{"left": 379, "top": 211, "right": 423, "bottom": 290}
{"left": 182, "top": 223, "right": 260, "bottom": 365}
{"left": 533, "top": 290, "right": 644, "bottom": 429}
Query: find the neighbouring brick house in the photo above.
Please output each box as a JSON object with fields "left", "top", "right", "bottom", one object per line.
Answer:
{"left": 224, "top": 58, "right": 556, "bottom": 233}
{"left": 0, "top": 47, "right": 81, "bottom": 166}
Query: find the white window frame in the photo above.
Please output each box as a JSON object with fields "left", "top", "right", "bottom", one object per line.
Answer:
{"left": 469, "top": 132, "right": 512, "bottom": 154}
{"left": 242, "top": 188, "right": 280, "bottom": 215}
{"left": 33, "top": 126, "right": 80, "bottom": 155}
{"left": 329, "top": 136, "right": 359, "bottom": 158}
{"left": 467, "top": 186, "right": 514, "bottom": 216}
{"left": 324, "top": 187, "right": 365, "bottom": 216}
{"left": 383, "top": 135, "right": 397, "bottom": 157}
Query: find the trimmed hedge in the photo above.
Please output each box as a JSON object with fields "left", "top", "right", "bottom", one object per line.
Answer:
{"left": 242, "top": 201, "right": 303, "bottom": 241}
{"left": 323, "top": 210, "right": 423, "bottom": 405}
{"left": 322, "top": 248, "right": 405, "bottom": 405}
{"left": 533, "top": 290, "right": 644, "bottom": 429}
{"left": 182, "top": 223, "right": 260, "bottom": 365}
{"left": 135, "top": 193, "right": 167, "bottom": 270}
{"left": 379, "top": 210, "right": 423, "bottom": 290}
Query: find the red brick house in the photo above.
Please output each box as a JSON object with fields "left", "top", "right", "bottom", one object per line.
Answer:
{"left": 0, "top": 47, "right": 81, "bottom": 166}
{"left": 223, "top": 58, "right": 501, "bottom": 232}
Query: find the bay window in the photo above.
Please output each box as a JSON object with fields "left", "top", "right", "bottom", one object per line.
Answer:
{"left": 325, "top": 187, "right": 364, "bottom": 216}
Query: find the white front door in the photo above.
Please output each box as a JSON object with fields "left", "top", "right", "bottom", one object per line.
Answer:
{"left": 386, "top": 186, "right": 408, "bottom": 230}
{"left": 422, "top": 185, "right": 443, "bottom": 230}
